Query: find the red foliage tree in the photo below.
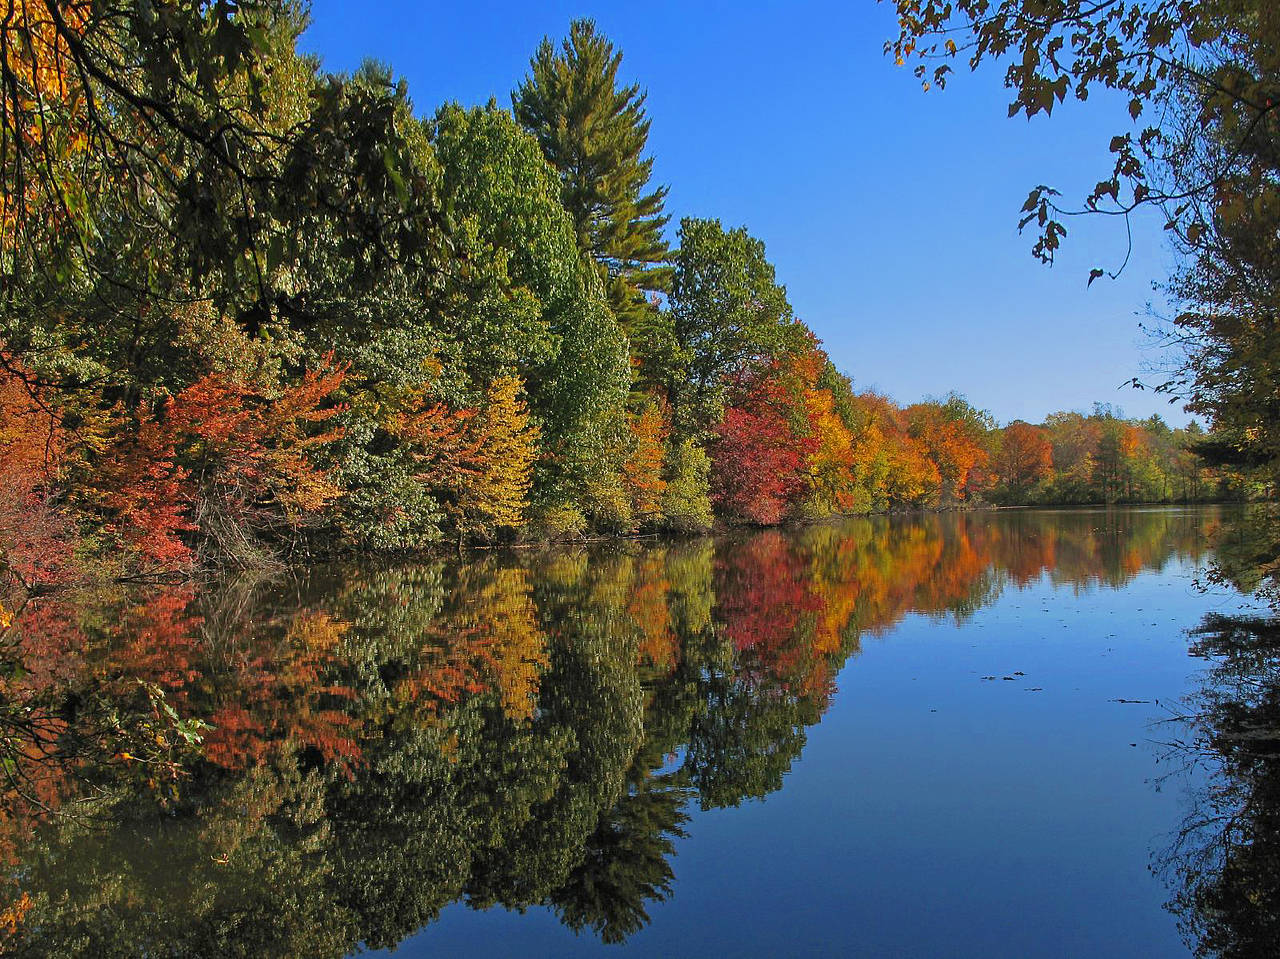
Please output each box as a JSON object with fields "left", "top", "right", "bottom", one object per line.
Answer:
{"left": 710, "top": 368, "right": 817, "bottom": 525}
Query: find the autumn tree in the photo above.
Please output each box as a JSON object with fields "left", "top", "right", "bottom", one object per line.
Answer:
{"left": 0, "top": 356, "right": 75, "bottom": 595}
{"left": 882, "top": 432, "right": 942, "bottom": 508}
{"left": 791, "top": 347, "right": 861, "bottom": 518}
{"left": 838, "top": 390, "right": 938, "bottom": 511}
{"left": 803, "top": 384, "right": 858, "bottom": 517}
{"left": 992, "top": 421, "right": 1053, "bottom": 502}
{"left": 86, "top": 360, "right": 347, "bottom": 570}
{"left": 388, "top": 375, "right": 539, "bottom": 543}
{"left": 905, "top": 394, "right": 992, "bottom": 504}
{"left": 464, "top": 376, "right": 540, "bottom": 538}
{"left": 623, "top": 399, "right": 670, "bottom": 526}
{"left": 710, "top": 368, "right": 816, "bottom": 525}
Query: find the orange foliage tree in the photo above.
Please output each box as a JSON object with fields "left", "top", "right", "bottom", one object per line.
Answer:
{"left": 905, "top": 397, "right": 991, "bottom": 504}
{"left": 993, "top": 421, "right": 1053, "bottom": 498}
{"left": 87, "top": 359, "right": 347, "bottom": 570}
{"left": 394, "top": 374, "right": 540, "bottom": 540}
{"left": 623, "top": 398, "right": 670, "bottom": 525}
{"left": 0, "top": 355, "right": 76, "bottom": 594}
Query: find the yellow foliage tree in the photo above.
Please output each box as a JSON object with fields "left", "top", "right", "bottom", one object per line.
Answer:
{"left": 803, "top": 386, "right": 857, "bottom": 517}
{"left": 463, "top": 375, "right": 539, "bottom": 537}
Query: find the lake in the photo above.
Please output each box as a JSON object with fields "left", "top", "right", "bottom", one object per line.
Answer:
{"left": 2, "top": 505, "right": 1275, "bottom": 957}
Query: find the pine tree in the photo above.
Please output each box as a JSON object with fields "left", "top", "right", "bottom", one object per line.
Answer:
{"left": 512, "top": 19, "right": 671, "bottom": 340}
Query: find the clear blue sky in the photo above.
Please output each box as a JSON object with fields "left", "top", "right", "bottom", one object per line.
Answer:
{"left": 300, "top": 0, "right": 1188, "bottom": 426}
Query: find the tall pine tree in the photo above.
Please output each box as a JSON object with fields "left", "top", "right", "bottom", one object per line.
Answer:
{"left": 512, "top": 20, "right": 671, "bottom": 348}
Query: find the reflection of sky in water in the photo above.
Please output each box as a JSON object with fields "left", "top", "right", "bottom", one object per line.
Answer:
{"left": 401, "top": 526, "right": 1262, "bottom": 957}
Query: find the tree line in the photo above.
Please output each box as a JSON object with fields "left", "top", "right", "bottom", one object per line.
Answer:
{"left": 0, "top": 5, "right": 1252, "bottom": 590}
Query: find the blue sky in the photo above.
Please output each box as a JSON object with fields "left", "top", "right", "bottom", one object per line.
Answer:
{"left": 300, "top": 0, "right": 1187, "bottom": 426}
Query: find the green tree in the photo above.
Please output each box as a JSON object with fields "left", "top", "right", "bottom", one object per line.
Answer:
{"left": 667, "top": 217, "right": 804, "bottom": 438}
{"left": 512, "top": 19, "right": 672, "bottom": 343}
{"left": 661, "top": 439, "right": 714, "bottom": 533}
{"left": 430, "top": 103, "right": 632, "bottom": 533}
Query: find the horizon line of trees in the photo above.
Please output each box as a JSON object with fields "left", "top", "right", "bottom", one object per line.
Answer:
{"left": 0, "top": 6, "right": 1259, "bottom": 597}
{"left": 986, "top": 405, "right": 1252, "bottom": 506}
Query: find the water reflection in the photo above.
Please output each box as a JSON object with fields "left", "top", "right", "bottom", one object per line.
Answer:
{"left": 0, "top": 508, "right": 1225, "bottom": 953}
{"left": 1159, "top": 612, "right": 1280, "bottom": 958}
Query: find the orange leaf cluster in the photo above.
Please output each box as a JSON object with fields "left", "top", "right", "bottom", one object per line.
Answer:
{"left": 90, "top": 358, "right": 347, "bottom": 569}
{"left": 0, "top": 355, "right": 77, "bottom": 592}
{"left": 393, "top": 374, "right": 539, "bottom": 537}
{"left": 623, "top": 399, "right": 670, "bottom": 520}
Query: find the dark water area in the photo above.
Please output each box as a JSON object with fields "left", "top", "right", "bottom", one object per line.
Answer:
{"left": 2, "top": 506, "right": 1277, "bottom": 957}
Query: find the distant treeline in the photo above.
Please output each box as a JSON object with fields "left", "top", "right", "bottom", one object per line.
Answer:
{"left": 983, "top": 406, "right": 1247, "bottom": 506}
{"left": 0, "top": 8, "right": 1250, "bottom": 589}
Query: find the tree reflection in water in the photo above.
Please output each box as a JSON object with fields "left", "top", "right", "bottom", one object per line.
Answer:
{"left": 1158, "top": 613, "right": 1280, "bottom": 958}
{"left": 0, "top": 509, "right": 1226, "bottom": 954}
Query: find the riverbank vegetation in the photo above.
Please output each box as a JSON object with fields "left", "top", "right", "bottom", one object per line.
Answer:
{"left": 0, "top": 4, "right": 1258, "bottom": 612}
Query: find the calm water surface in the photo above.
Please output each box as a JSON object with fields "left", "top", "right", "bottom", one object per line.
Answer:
{"left": 3, "top": 506, "right": 1274, "bottom": 957}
